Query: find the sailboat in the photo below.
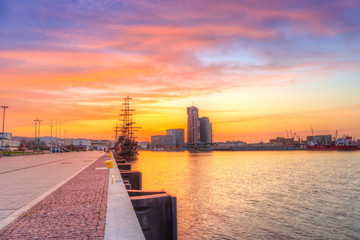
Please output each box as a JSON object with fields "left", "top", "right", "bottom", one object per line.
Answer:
{"left": 113, "top": 96, "right": 140, "bottom": 160}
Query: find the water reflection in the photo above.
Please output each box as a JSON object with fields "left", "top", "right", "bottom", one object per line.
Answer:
{"left": 132, "top": 151, "right": 360, "bottom": 239}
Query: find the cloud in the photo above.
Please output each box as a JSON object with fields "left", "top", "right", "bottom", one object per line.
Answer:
{"left": 1, "top": 0, "right": 360, "bottom": 139}
{"left": 215, "top": 104, "right": 360, "bottom": 124}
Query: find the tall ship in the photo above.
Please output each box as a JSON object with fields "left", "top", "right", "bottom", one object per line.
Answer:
{"left": 306, "top": 136, "right": 358, "bottom": 151}
{"left": 113, "top": 96, "right": 140, "bottom": 160}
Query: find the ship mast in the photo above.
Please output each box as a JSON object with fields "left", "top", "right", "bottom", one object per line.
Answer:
{"left": 119, "top": 96, "right": 140, "bottom": 140}
{"left": 114, "top": 120, "right": 121, "bottom": 141}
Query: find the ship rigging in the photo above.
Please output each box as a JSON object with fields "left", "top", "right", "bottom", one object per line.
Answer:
{"left": 113, "top": 96, "right": 140, "bottom": 160}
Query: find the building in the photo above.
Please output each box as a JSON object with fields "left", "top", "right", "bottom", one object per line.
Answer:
{"left": 166, "top": 129, "right": 185, "bottom": 147}
{"left": 39, "top": 136, "right": 56, "bottom": 145}
{"left": 269, "top": 137, "right": 295, "bottom": 145}
{"left": 0, "top": 132, "right": 20, "bottom": 151}
{"left": 151, "top": 135, "right": 175, "bottom": 148}
{"left": 0, "top": 132, "right": 12, "bottom": 140}
{"left": 187, "top": 106, "right": 200, "bottom": 144}
{"left": 306, "top": 135, "right": 332, "bottom": 144}
{"left": 199, "top": 117, "right": 212, "bottom": 143}
{"left": 214, "top": 140, "right": 246, "bottom": 149}
{"left": 139, "top": 141, "right": 150, "bottom": 149}
{"left": 90, "top": 139, "right": 111, "bottom": 150}
{"left": 70, "top": 139, "right": 91, "bottom": 148}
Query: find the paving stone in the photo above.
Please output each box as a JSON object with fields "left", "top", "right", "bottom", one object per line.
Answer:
{"left": 0, "top": 155, "right": 109, "bottom": 239}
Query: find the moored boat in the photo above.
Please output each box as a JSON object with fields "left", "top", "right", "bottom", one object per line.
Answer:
{"left": 306, "top": 136, "right": 358, "bottom": 151}
{"left": 113, "top": 96, "right": 140, "bottom": 160}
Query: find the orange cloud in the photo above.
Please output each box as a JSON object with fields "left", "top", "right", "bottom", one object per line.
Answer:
{"left": 1, "top": 0, "right": 360, "bottom": 141}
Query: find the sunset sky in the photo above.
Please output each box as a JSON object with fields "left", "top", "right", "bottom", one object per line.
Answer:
{"left": 1, "top": 0, "right": 360, "bottom": 142}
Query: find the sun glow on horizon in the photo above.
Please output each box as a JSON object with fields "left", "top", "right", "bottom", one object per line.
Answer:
{"left": 1, "top": 0, "right": 360, "bottom": 142}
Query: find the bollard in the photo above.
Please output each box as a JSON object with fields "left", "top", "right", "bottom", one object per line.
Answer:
{"left": 109, "top": 151, "right": 113, "bottom": 159}
{"left": 105, "top": 160, "right": 113, "bottom": 168}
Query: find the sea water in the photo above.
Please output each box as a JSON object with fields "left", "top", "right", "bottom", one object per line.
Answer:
{"left": 131, "top": 150, "right": 360, "bottom": 240}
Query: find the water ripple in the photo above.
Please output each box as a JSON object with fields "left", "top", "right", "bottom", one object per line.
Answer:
{"left": 132, "top": 151, "right": 360, "bottom": 239}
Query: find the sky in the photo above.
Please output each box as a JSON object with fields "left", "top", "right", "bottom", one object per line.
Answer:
{"left": 1, "top": 0, "right": 360, "bottom": 143}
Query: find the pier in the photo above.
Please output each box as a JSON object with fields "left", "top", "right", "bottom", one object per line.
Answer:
{"left": 0, "top": 152, "right": 145, "bottom": 239}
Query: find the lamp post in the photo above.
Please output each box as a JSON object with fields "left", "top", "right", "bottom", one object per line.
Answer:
{"left": 55, "top": 122, "right": 57, "bottom": 153}
{"left": 59, "top": 123, "right": 61, "bottom": 151}
{"left": 38, "top": 120, "right": 43, "bottom": 151}
{"left": 1, "top": 106, "right": 9, "bottom": 152}
{"left": 34, "top": 119, "right": 38, "bottom": 152}
{"left": 50, "top": 120, "right": 54, "bottom": 153}
{"left": 64, "top": 130, "right": 67, "bottom": 149}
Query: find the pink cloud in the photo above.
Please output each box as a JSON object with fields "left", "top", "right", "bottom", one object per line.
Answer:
{"left": 1, "top": 0, "right": 359, "bottom": 139}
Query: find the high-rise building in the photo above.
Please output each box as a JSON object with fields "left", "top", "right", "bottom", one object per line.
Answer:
{"left": 199, "top": 117, "right": 212, "bottom": 143}
{"left": 166, "top": 129, "right": 185, "bottom": 147}
{"left": 187, "top": 106, "right": 200, "bottom": 144}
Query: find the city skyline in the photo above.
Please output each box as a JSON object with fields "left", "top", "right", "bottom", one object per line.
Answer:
{"left": 1, "top": 1, "right": 360, "bottom": 142}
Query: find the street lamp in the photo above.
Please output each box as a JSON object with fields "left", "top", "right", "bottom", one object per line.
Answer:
{"left": 59, "top": 123, "right": 61, "bottom": 151}
{"left": 64, "top": 130, "right": 67, "bottom": 148}
{"left": 34, "top": 119, "right": 38, "bottom": 152}
{"left": 55, "top": 122, "right": 57, "bottom": 153}
{"left": 1, "top": 106, "right": 9, "bottom": 152}
{"left": 50, "top": 121, "right": 54, "bottom": 153}
{"left": 38, "top": 119, "right": 43, "bottom": 151}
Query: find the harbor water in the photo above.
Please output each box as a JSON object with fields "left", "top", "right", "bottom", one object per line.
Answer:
{"left": 131, "top": 150, "right": 360, "bottom": 240}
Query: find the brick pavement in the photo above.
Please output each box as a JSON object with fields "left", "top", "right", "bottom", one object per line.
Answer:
{"left": 0, "top": 154, "right": 109, "bottom": 239}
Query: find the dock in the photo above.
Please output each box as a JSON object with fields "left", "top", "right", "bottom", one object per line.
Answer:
{"left": 0, "top": 152, "right": 144, "bottom": 239}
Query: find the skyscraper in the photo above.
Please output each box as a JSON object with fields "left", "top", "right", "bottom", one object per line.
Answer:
{"left": 199, "top": 117, "right": 212, "bottom": 143}
{"left": 166, "top": 129, "right": 185, "bottom": 147}
{"left": 187, "top": 106, "right": 200, "bottom": 144}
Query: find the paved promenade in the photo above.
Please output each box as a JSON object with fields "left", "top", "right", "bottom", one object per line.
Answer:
{"left": 0, "top": 152, "right": 106, "bottom": 235}
{"left": 0, "top": 151, "right": 145, "bottom": 239}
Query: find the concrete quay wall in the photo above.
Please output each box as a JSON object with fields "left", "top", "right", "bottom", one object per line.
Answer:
{"left": 105, "top": 156, "right": 145, "bottom": 240}
{"left": 129, "top": 190, "right": 177, "bottom": 240}
{"left": 114, "top": 153, "right": 177, "bottom": 240}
